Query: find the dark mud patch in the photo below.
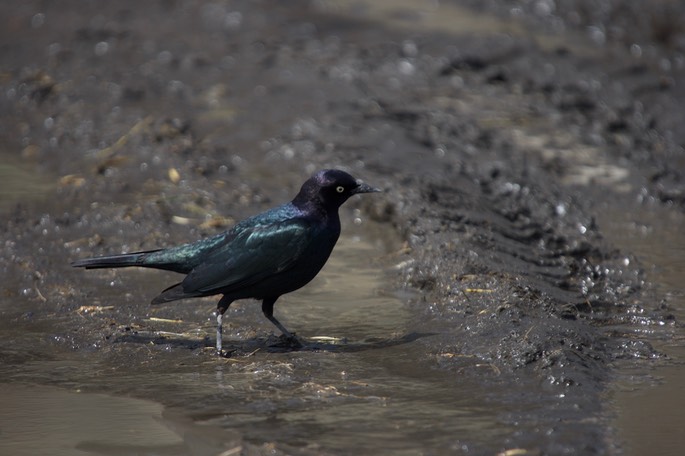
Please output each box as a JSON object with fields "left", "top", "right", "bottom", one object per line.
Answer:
{"left": 1, "top": 1, "right": 684, "bottom": 454}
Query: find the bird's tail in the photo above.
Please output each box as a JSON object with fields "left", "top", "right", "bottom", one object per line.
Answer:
{"left": 71, "top": 250, "right": 160, "bottom": 269}
{"left": 150, "top": 283, "right": 198, "bottom": 304}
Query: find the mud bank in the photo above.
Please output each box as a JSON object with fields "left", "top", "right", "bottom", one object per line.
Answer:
{"left": 1, "top": 1, "right": 683, "bottom": 455}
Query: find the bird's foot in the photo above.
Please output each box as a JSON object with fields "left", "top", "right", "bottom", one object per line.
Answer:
{"left": 216, "top": 348, "right": 234, "bottom": 358}
{"left": 284, "top": 334, "right": 303, "bottom": 348}
{"left": 269, "top": 332, "right": 303, "bottom": 349}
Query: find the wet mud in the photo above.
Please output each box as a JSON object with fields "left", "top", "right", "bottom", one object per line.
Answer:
{"left": 1, "top": 1, "right": 684, "bottom": 455}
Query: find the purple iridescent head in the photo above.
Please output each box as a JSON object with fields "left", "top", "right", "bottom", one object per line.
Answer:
{"left": 293, "top": 169, "right": 380, "bottom": 210}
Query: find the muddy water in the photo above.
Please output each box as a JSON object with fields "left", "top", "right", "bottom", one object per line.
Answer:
{"left": 0, "top": 235, "right": 511, "bottom": 455}
{"left": 0, "top": 384, "right": 185, "bottom": 456}
{"left": 0, "top": 159, "right": 54, "bottom": 213}
{"left": 598, "top": 202, "right": 685, "bottom": 456}
{"left": 3, "top": 191, "right": 682, "bottom": 455}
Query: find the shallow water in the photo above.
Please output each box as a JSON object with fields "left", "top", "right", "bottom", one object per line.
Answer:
{"left": 0, "top": 159, "right": 54, "bottom": 212}
{"left": 4, "top": 200, "right": 682, "bottom": 455}
{"left": 0, "top": 235, "right": 516, "bottom": 455}
{"left": 598, "top": 201, "right": 685, "bottom": 456}
{"left": 0, "top": 384, "right": 186, "bottom": 456}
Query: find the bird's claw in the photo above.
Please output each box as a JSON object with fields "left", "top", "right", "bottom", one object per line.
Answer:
{"left": 269, "top": 333, "right": 303, "bottom": 349}
{"left": 285, "top": 335, "right": 303, "bottom": 348}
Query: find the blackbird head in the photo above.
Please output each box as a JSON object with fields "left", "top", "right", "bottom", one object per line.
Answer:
{"left": 293, "top": 169, "right": 381, "bottom": 210}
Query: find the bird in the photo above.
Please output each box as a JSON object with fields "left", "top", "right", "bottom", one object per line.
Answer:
{"left": 71, "top": 169, "right": 381, "bottom": 354}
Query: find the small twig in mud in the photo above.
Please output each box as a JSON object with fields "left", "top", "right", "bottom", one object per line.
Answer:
{"left": 460, "top": 286, "right": 494, "bottom": 305}
{"left": 32, "top": 270, "right": 47, "bottom": 302}
{"left": 523, "top": 325, "right": 535, "bottom": 341}
{"left": 171, "top": 215, "right": 193, "bottom": 225}
{"left": 76, "top": 305, "right": 115, "bottom": 316}
{"left": 154, "top": 331, "right": 188, "bottom": 338}
{"left": 34, "top": 283, "right": 47, "bottom": 302}
{"left": 310, "top": 335, "right": 345, "bottom": 342}
{"left": 464, "top": 288, "right": 494, "bottom": 293}
{"left": 453, "top": 362, "right": 501, "bottom": 376}
{"left": 217, "top": 446, "right": 243, "bottom": 456}
{"left": 497, "top": 448, "right": 535, "bottom": 456}
{"left": 474, "top": 363, "right": 501, "bottom": 376}
{"left": 96, "top": 116, "right": 153, "bottom": 160}
{"left": 439, "top": 352, "right": 477, "bottom": 359}
{"left": 243, "top": 348, "right": 260, "bottom": 357}
{"left": 146, "top": 317, "right": 184, "bottom": 324}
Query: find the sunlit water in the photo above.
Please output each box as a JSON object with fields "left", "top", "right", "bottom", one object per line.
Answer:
{"left": 3, "top": 205, "right": 682, "bottom": 455}
{"left": 0, "top": 235, "right": 515, "bottom": 455}
{"left": 597, "top": 203, "right": 685, "bottom": 456}
{"left": 0, "top": 160, "right": 54, "bottom": 212}
{"left": 0, "top": 384, "right": 185, "bottom": 456}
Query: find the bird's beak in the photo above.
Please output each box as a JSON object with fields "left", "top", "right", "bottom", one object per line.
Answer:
{"left": 353, "top": 182, "right": 382, "bottom": 194}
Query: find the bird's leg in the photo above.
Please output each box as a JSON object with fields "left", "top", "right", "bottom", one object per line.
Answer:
{"left": 262, "top": 297, "right": 301, "bottom": 347}
{"left": 216, "top": 312, "right": 223, "bottom": 354}
{"left": 216, "top": 296, "right": 232, "bottom": 355}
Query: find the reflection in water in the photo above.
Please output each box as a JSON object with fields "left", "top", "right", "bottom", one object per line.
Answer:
{"left": 277, "top": 236, "right": 412, "bottom": 338}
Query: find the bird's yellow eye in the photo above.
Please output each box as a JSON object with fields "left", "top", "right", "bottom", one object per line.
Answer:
{"left": 336, "top": 186, "right": 345, "bottom": 193}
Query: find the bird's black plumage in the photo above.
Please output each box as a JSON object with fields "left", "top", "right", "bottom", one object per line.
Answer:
{"left": 71, "top": 169, "right": 380, "bottom": 353}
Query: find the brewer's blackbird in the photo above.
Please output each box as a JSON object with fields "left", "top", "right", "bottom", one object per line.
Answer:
{"left": 71, "top": 169, "right": 380, "bottom": 354}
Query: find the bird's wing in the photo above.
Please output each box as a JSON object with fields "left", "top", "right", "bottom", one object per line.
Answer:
{"left": 179, "top": 218, "right": 315, "bottom": 295}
